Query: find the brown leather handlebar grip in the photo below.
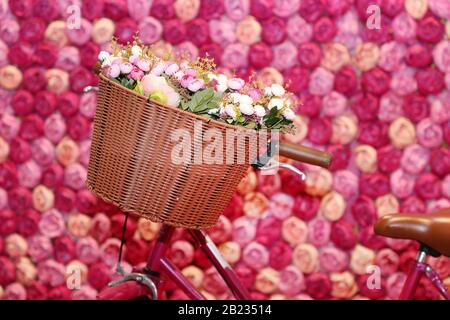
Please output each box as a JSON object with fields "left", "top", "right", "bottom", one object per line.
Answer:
{"left": 278, "top": 141, "right": 332, "bottom": 168}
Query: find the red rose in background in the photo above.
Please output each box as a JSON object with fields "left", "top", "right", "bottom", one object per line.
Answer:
{"left": 0, "top": 161, "right": 19, "bottom": 190}
{"left": 417, "top": 16, "right": 444, "bottom": 44}
{"left": 0, "top": 209, "right": 17, "bottom": 236}
{"left": 323, "top": 0, "right": 351, "bottom": 16}
{"left": 299, "top": 0, "right": 325, "bottom": 22}
{"left": 298, "top": 42, "right": 322, "bottom": 69}
{"left": 293, "top": 194, "right": 320, "bottom": 221}
{"left": 67, "top": 115, "right": 90, "bottom": 141}
{"left": 11, "top": 90, "right": 35, "bottom": 115}
{"left": 415, "top": 67, "right": 445, "bottom": 95}
{"left": 307, "top": 117, "right": 332, "bottom": 145}
{"left": 125, "top": 238, "right": 150, "bottom": 265}
{"left": 8, "top": 0, "right": 33, "bottom": 18}
{"left": 187, "top": 19, "right": 210, "bottom": 46}
{"left": 400, "top": 196, "right": 426, "bottom": 214}
{"left": 151, "top": 0, "right": 175, "bottom": 20}
{"left": 313, "top": 17, "right": 337, "bottom": 43}
{"left": 249, "top": 42, "right": 273, "bottom": 68}
{"left": 262, "top": 17, "right": 286, "bottom": 45}
{"left": 0, "top": 256, "right": 16, "bottom": 286}
{"left": 53, "top": 235, "right": 76, "bottom": 264}
{"left": 163, "top": 20, "right": 186, "bottom": 45}
{"left": 8, "top": 42, "right": 34, "bottom": 68}
{"left": 327, "top": 144, "right": 350, "bottom": 171}
{"left": 305, "top": 272, "right": 331, "bottom": 299}
{"left": 414, "top": 173, "right": 442, "bottom": 200}
{"left": 80, "top": 42, "right": 100, "bottom": 69}
{"left": 380, "top": 0, "right": 403, "bottom": 17}
{"left": 284, "top": 67, "right": 310, "bottom": 94}
{"left": 358, "top": 121, "right": 389, "bottom": 148}
{"left": 334, "top": 65, "right": 358, "bottom": 96}
{"left": 405, "top": 44, "right": 432, "bottom": 68}
{"left": 360, "top": 173, "right": 390, "bottom": 198}
{"left": 402, "top": 93, "right": 430, "bottom": 123}
{"left": 357, "top": 275, "right": 387, "bottom": 299}
{"left": 429, "top": 148, "right": 450, "bottom": 178}
{"left": 351, "top": 93, "right": 379, "bottom": 121}
{"left": 359, "top": 226, "right": 387, "bottom": 250}
{"left": 58, "top": 91, "right": 80, "bottom": 117}
{"left": 22, "top": 67, "right": 46, "bottom": 93}
{"left": 20, "top": 114, "right": 45, "bottom": 140}
{"left": 256, "top": 216, "right": 282, "bottom": 246}
{"left": 82, "top": 0, "right": 105, "bottom": 20}
{"left": 200, "top": 0, "right": 225, "bottom": 20}
{"left": 54, "top": 187, "right": 76, "bottom": 212}
{"left": 222, "top": 194, "right": 244, "bottom": 222}
{"left": 88, "top": 262, "right": 111, "bottom": 290}
{"left": 9, "top": 138, "right": 32, "bottom": 164}
{"left": 42, "top": 164, "right": 63, "bottom": 188}
{"left": 377, "top": 145, "right": 402, "bottom": 174}
{"left": 8, "top": 187, "right": 32, "bottom": 214}
{"left": 362, "top": 67, "right": 390, "bottom": 96}
{"left": 330, "top": 220, "right": 357, "bottom": 250}
{"left": 250, "top": 0, "right": 274, "bottom": 21}
{"left": 35, "top": 91, "right": 57, "bottom": 117}
{"left": 17, "top": 208, "right": 40, "bottom": 237}
{"left": 111, "top": 214, "right": 137, "bottom": 240}
{"left": 352, "top": 196, "right": 377, "bottom": 228}
{"left": 104, "top": 0, "right": 128, "bottom": 21}
{"left": 26, "top": 281, "right": 49, "bottom": 300}
{"left": 20, "top": 17, "right": 46, "bottom": 43}
{"left": 235, "top": 265, "right": 256, "bottom": 289}
{"left": 114, "top": 18, "right": 138, "bottom": 44}
{"left": 70, "top": 67, "right": 94, "bottom": 94}
{"left": 199, "top": 43, "right": 222, "bottom": 66}
{"left": 297, "top": 93, "right": 321, "bottom": 118}
{"left": 76, "top": 189, "right": 98, "bottom": 215}
{"left": 33, "top": 41, "right": 57, "bottom": 68}
{"left": 48, "top": 286, "right": 71, "bottom": 300}
{"left": 269, "top": 241, "right": 292, "bottom": 270}
{"left": 279, "top": 169, "right": 306, "bottom": 196}
{"left": 32, "top": 0, "right": 58, "bottom": 22}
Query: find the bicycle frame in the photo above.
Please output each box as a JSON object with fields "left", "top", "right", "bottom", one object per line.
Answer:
{"left": 400, "top": 249, "right": 450, "bottom": 300}
{"left": 98, "top": 224, "right": 250, "bottom": 300}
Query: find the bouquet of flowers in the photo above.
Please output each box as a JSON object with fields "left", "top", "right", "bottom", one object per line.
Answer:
{"left": 98, "top": 37, "right": 296, "bottom": 131}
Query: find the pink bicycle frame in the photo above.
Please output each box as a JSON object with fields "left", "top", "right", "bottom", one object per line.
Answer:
{"left": 399, "top": 249, "right": 450, "bottom": 300}
{"left": 98, "top": 224, "right": 251, "bottom": 300}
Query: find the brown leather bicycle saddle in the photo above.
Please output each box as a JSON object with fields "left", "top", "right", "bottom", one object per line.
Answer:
{"left": 374, "top": 208, "right": 450, "bottom": 257}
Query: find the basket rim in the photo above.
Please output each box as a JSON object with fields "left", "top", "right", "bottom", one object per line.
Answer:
{"left": 99, "top": 73, "right": 268, "bottom": 134}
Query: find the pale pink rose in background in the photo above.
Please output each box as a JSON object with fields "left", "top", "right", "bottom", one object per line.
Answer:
{"left": 390, "top": 67, "right": 417, "bottom": 96}
{"left": 376, "top": 194, "right": 400, "bottom": 218}
{"left": 293, "top": 243, "right": 319, "bottom": 274}
{"left": 350, "top": 245, "right": 375, "bottom": 275}
{"left": 286, "top": 15, "right": 312, "bottom": 45}
{"left": 174, "top": 41, "right": 199, "bottom": 60}
{"left": 272, "top": 41, "right": 297, "bottom": 71}
{"left": 427, "top": 199, "right": 450, "bottom": 213}
{"left": 378, "top": 42, "right": 406, "bottom": 72}
{"left": 354, "top": 144, "right": 377, "bottom": 173}
{"left": 224, "top": 0, "right": 249, "bottom": 21}
{"left": 66, "top": 19, "right": 92, "bottom": 46}
{"left": 332, "top": 170, "right": 359, "bottom": 198}
{"left": 390, "top": 169, "right": 416, "bottom": 199}
{"left": 392, "top": 12, "right": 417, "bottom": 42}
{"left": 209, "top": 17, "right": 237, "bottom": 45}
{"left": 405, "top": 0, "right": 428, "bottom": 19}
{"left": 335, "top": 11, "right": 361, "bottom": 50}
{"left": 428, "top": 0, "right": 450, "bottom": 19}
{"left": 331, "top": 114, "right": 358, "bottom": 145}
{"left": 236, "top": 16, "right": 261, "bottom": 45}
{"left": 432, "top": 40, "right": 450, "bottom": 73}
{"left": 416, "top": 118, "right": 443, "bottom": 148}
{"left": 45, "top": 21, "right": 69, "bottom": 48}
{"left": 128, "top": 0, "right": 153, "bottom": 21}
{"left": 401, "top": 144, "right": 430, "bottom": 175}
{"left": 319, "top": 191, "right": 346, "bottom": 221}
{"left": 139, "top": 17, "right": 163, "bottom": 44}
{"left": 354, "top": 43, "right": 380, "bottom": 71}
{"left": 282, "top": 216, "right": 308, "bottom": 245}
{"left": 174, "top": 0, "right": 200, "bottom": 22}
{"left": 322, "top": 91, "right": 347, "bottom": 117}
{"left": 321, "top": 43, "right": 350, "bottom": 72}
{"left": 442, "top": 175, "right": 450, "bottom": 199}
{"left": 273, "top": 0, "right": 300, "bottom": 17}
{"left": 309, "top": 67, "right": 334, "bottom": 96}
{"left": 256, "top": 67, "right": 284, "bottom": 87}
{"left": 92, "top": 18, "right": 115, "bottom": 44}
{"left": 388, "top": 117, "right": 416, "bottom": 149}
{"left": 430, "top": 93, "right": 450, "bottom": 124}
{"left": 221, "top": 43, "right": 249, "bottom": 69}
{"left": 379, "top": 92, "right": 404, "bottom": 122}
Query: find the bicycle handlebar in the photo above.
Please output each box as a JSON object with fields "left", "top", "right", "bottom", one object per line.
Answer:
{"left": 278, "top": 141, "right": 332, "bottom": 169}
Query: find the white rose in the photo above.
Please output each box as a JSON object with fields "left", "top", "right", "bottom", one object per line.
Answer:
{"left": 237, "top": 94, "right": 253, "bottom": 106}
{"left": 254, "top": 105, "right": 266, "bottom": 117}
{"left": 131, "top": 45, "right": 142, "bottom": 57}
{"left": 271, "top": 84, "right": 285, "bottom": 97}
{"left": 239, "top": 104, "right": 255, "bottom": 115}
{"left": 264, "top": 87, "right": 273, "bottom": 96}
{"left": 216, "top": 84, "right": 228, "bottom": 92}
{"left": 98, "top": 51, "right": 110, "bottom": 62}
{"left": 268, "top": 98, "right": 284, "bottom": 110}
{"left": 208, "top": 108, "right": 219, "bottom": 115}
{"left": 225, "top": 104, "right": 237, "bottom": 120}
{"left": 283, "top": 108, "right": 296, "bottom": 120}
{"left": 229, "top": 93, "right": 241, "bottom": 104}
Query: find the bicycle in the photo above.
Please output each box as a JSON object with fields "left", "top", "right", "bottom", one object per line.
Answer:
{"left": 91, "top": 138, "right": 332, "bottom": 300}
{"left": 375, "top": 209, "right": 450, "bottom": 300}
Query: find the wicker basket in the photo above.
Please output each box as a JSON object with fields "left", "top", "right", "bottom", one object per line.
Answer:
{"left": 87, "top": 74, "right": 264, "bottom": 229}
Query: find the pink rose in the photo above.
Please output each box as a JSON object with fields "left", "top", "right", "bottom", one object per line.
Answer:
{"left": 138, "top": 17, "right": 163, "bottom": 45}
{"left": 417, "top": 15, "right": 444, "bottom": 43}
{"left": 37, "top": 260, "right": 65, "bottom": 286}
{"left": 430, "top": 93, "right": 450, "bottom": 124}
{"left": 378, "top": 92, "right": 403, "bottom": 122}
{"left": 221, "top": 43, "right": 248, "bottom": 69}
{"left": 20, "top": 114, "right": 44, "bottom": 141}
{"left": 41, "top": 164, "right": 64, "bottom": 189}
{"left": 428, "top": 0, "right": 450, "bottom": 19}
{"left": 308, "top": 67, "right": 334, "bottom": 96}
{"left": 378, "top": 41, "right": 406, "bottom": 72}
{"left": 209, "top": 17, "right": 236, "bottom": 45}
{"left": 255, "top": 216, "right": 281, "bottom": 246}
{"left": 44, "top": 113, "right": 66, "bottom": 143}
{"left": 297, "top": 93, "right": 321, "bottom": 117}
{"left": 278, "top": 266, "right": 305, "bottom": 295}
{"left": 225, "top": 0, "right": 249, "bottom": 21}
{"left": 332, "top": 170, "right": 358, "bottom": 198}
{"left": 70, "top": 67, "right": 94, "bottom": 94}
{"left": 390, "top": 169, "right": 415, "bottom": 199}
{"left": 324, "top": 0, "right": 351, "bottom": 16}
{"left": 0, "top": 161, "right": 18, "bottom": 190}
{"left": 199, "top": 0, "right": 224, "bottom": 19}
{"left": 0, "top": 19, "right": 20, "bottom": 45}
{"left": 66, "top": 18, "right": 92, "bottom": 46}
{"left": 390, "top": 67, "right": 417, "bottom": 96}
{"left": 286, "top": 14, "right": 312, "bottom": 45}
{"left": 433, "top": 40, "right": 450, "bottom": 73}
{"left": 357, "top": 275, "right": 386, "bottom": 299}
{"left": 415, "top": 67, "right": 445, "bottom": 95}
{"left": 32, "top": 0, "right": 58, "bottom": 21}
{"left": 8, "top": 0, "right": 33, "bottom": 17}
{"left": 401, "top": 144, "right": 430, "bottom": 174}
{"left": 9, "top": 138, "right": 31, "bottom": 164}
{"left": 272, "top": 41, "right": 297, "bottom": 71}
{"left": 376, "top": 248, "right": 400, "bottom": 276}
{"left": 351, "top": 196, "right": 377, "bottom": 228}
{"left": 380, "top": 0, "right": 404, "bottom": 17}
{"left": 307, "top": 218, "right": 331, "bottom": 247}
{"left": 405, "top": 44, "right": 432, "bottom": 68}
{"left": 416, "top": 118, "right": 443, "bottom": 148}
{"left": 319, "top": 247, "right": 348, "bottom": 273}
{"left": 392, "top": 12, "right": 417, "bottom": 42}
{"left": 243, "top": 241, "right": 269, "bottom": 271}
{"left": 33, "top": 41, "right": 57, "bottom": 68}
{"left": 17, "top": 160, "right": 41, "bottom": 188}
{"left": 67, "top": 115, "right": 90, "bottom": 141}
{"left": 307, "top": 117, "right": 332, "bottom": 145}
{"left": 20, "top": 17, "right": 46, "bottom": 43}
{"left": 54, "top": 187, "right": 76, "bottom": 212}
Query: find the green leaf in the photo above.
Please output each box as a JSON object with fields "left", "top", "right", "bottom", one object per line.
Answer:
{"left": 189, "top": 88, "right": 215, "bottom": 113}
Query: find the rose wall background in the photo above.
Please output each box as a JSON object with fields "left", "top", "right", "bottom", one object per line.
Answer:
{"left": 1, "top": 0, "right": 450, "bottom": 300}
